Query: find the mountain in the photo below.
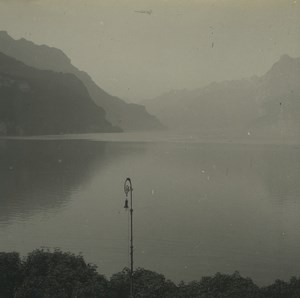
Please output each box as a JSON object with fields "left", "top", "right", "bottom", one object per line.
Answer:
{"left": 0, "top": 31, "right": 163, "bottom": 131}
{"left": 250, "top": 55, "right": 300, "bottom": 136}
{"left": 0, "top": 52, "right": 120, "bottom": 135}
{"left": 143, "top": 55, "right": 300, "bottom": 137}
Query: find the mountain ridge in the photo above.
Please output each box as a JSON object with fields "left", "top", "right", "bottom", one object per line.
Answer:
{"left": 0, "top": 31, "right": 163, "bottom": 131}
{"left": 143, "top": 54, "right": 300, "bottom": 137}
{"left": 0, "top": 51, "right": 120, "bottom": 135}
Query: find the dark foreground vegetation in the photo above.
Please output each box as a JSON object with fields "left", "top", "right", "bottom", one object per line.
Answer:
{"left": 1, "top": 249, "right": 300, "bottom": 298}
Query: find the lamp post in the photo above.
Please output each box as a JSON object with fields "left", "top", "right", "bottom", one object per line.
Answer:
{"left": 124, "top": 177, "right": 133, "bottom": 298}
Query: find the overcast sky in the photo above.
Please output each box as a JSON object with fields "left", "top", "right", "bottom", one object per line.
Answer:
{"left": 0, "top": 0, "right": 299, "bottom": 101}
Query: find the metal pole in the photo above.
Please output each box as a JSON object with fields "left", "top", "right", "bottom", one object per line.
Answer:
{"left": 124, "top": 178, "right": 133, "bottom": 298}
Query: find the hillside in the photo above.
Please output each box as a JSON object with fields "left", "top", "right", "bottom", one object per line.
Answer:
{"left": 0, "top": 52, "right": 120, "bottom": 135}
{"left": 143, "top": 55, "right": 300, "bottom": 137}
{"left": 0, "top": 31, "right": 163, "bottom": 131}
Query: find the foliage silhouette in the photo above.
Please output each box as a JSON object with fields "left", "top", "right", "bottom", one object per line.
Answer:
{"left": 1, "top": 249, "right": 300, "bottom": 298}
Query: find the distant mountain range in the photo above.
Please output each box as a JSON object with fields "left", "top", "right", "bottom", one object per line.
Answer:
{"left": 0, "top": 51, "right": 120, "bottom": 135}
{"left": 0, "top": 31, "right": 163, "bottom": 132}
{"left": 1, "top": 30, "right": 298, "bottom": 137}
{"left": 143, "top": 55, "right": 300, "bottom": 137}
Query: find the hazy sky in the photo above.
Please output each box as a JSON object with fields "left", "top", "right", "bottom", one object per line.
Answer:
{"left": 0, "top": 0, "right": 299, "bottom": 101}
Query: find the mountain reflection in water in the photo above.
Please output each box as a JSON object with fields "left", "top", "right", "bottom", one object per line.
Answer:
{"left": 0, "top": 137, "right": 300, "bottom": 286}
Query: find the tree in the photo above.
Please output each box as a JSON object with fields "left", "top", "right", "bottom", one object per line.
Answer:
{"left": 14, "top": 249, "right": 108, "bottom": 298}
{"left": 0, "top": 252, "right": 23, "bottom": 298}
{"left": 109, "top": 267, "right": 131, "bottom": 298}
{"left": 133, "top": 267, "right": 177, "bottom": 298}
{"left": 177, "top": 271, "right": 263, "bottom": 298}
{"left": 261, "top": 277, "right": 300, "bottom": 298}
{"left": 109, "top": 267, "right": 177, "bottom": 298}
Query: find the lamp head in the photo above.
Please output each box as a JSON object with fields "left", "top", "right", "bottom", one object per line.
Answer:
{"left": 124, "top": 198, "right": 129, "bottom": 209}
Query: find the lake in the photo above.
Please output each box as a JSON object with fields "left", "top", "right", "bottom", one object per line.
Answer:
{"left": 0, "top": 133, "right": 300, "bottom": 285}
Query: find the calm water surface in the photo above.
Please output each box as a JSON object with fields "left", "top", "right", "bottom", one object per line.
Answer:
{"left": 0, "top": 133, "right": 300, "bottom": 285}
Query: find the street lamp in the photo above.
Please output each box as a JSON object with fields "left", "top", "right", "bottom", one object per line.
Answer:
{"left": 124, "top": 177, "right": 133, "bottom": 298}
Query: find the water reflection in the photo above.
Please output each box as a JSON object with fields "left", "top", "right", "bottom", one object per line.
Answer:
{"left": 0, "top": 138, "right": 299, "bottom": 285}
{"left": 0, "top": 140, "right": 101, "bottom": 222}
{"left": 132, "top": 142, "right": 300, "bottom": 284}
{"left": 0, "top": 140, "right": 145, "bottom": 223}
{"left": 259, "top": 145, "right": 300, "bottom": 203}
